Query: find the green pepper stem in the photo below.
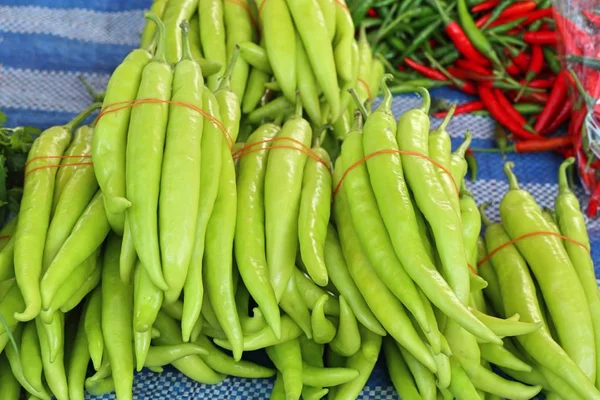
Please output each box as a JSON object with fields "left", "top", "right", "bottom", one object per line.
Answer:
{"left": 273, "top": 114, "right": 284, "bottom": 126}
{"left": 378, "top": 74, "right": 394, "bottom": 114}
{"left": 454, "top": 131, "right": 472, "bottom": 158}
{"left": 438, "top": 104, "right": 456, "bottom": 132}
{"left": 415, "top": 87, "right": 431, "bottom": 114}
{"left": 504, "top": 161, "right": 519, "bottom": 190}
{"left": 217, "top": 46, "right": 240, "bottom": 91}
{"left": 78, "top": 76, "right": 104, "bottom": 103}
{"left": 351, "top": 110, "right": 363, "bottom": 132}
{"left": 144, "top": 12, "right": 167, "bottom": 63}
{"left": 479, "top": 202, "right": 493, "bottom": 227}
{"left": 64, "top": 102, "right": 102, "bottom": 131}
{"left": 348, "top": 88, "right": 369, "bottom": 121}
{"left": 558, "top": 157, "right": 575, "bottom": 194}
{"left": 180, "top": 20, "right": 192, "bottom": 62}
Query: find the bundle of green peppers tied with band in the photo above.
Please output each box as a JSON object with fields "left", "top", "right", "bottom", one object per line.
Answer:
{"left": 1, "top": 0, "right": 600, "bottom": 399}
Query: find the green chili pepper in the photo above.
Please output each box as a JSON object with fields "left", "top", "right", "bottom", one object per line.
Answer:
{"left": 266, "top": 338, "right": 304, "bottom": 399}
{"left": 214, "top": 314, "right": 302, "bottom": 351}
{"left": 383, "top": 337, "right": 422, "bottom": 400}
{"left": 125, "top": 13, "right": 172, "bottom": 292}
{"left": 59, "top": 264, "right": 101, "bottom": 314}
{"left": 293, "top": 268, "right": 339, "bottom": 316}
{"left": 399, "top": 341, "right": 437, "bottom": 400}
{"left": 224, "top": 0, "right": 254, "bottom": 99}
{"left": 101, "top": 234, "right": 134, "bottom": 400}
{"left": 280, "top": 272, "right": 314, "bottom": 339}
{"left": 332, "top": 156, "right": 436, "bottom": 373}
{"left": 133, "top": 260, "right": 163, "bottom": 366}
{"left": 238, "top": 42, "right": 272, "bottom": 74}
{"left": 13, "top": 103, "right": 99, "bottom": 322}
{"left": 555, "top": 158, "right": 600, "bottom": 387}
{"left": 119, "top": 216, "right": 136, "bottom": 284}
{"left": 36, "top": 314, "right": 69, "bottom": 400}
{"left": 262, "top": 0, "right": 297, "bottom": 103}
{"left": 154, "top": 312, "right": 225, "bottom": 384}
{"left": 19, "top": 321, "right": 45, "bottom": 395}
{"left": 242, "top": 67, "right": 270, "bottom": 114}
{"left": 0, "top": 218, "right": 17, "bottom": 282}
{"left": 144, "top": 343, "right": 208, "bottom": 368}
{"left": 140, "top": 0, "right": 169, "bottom": 48}
{"left": 247, "top": 96, "right": 294, "bottom": 124}
{"left": 399, "top": 18, "right": 443, "bottom": 60}
{"left": 484, "top": 202, "right": 600, "bottom": 400}
{"left": 318, "top": 0, "right": 336, "bottom": 41}
{"left": 265, "top": 100, "right": 312, "bottom": 301}
{"left": 67, "top": 312, "right": 90, "bottom": 400}
{"left": 296, "top": 36, "right": 322, "bottom": 124}
{"left": 203, "top": 87, "right": 243, "bottom": 360}
{"left": 311, "top": 294, "right": 337, "bottom": 344}
{"left": 159, "top": 22, "right": 204, "bottom": 304}
{"left": 476, "top": 235, "right": 503, "bottom": 316}
{"left": 0, "top": 352, "right": 20, "bottom": 400}
{"left": 333, "top": 0, "right": 355, "bottom": 83}
{"left": 480, "top": 342, "right": 532, "bottom": 372}
{"left": 447, "top": 357, "right": 480, "bottom": 400}
{"left": 329, "top": 296, "right": 361, "bottom": 356}
{"left": 456, "top": 0, "right": 502, "bottom": 69}
{"left": 40, "top": 192, "right": 110, "bottom": 309}
{"left": 198, "top": 0, "right": 226, "bottom": 88}
{"left": 501, "top": 162, "right": 596, "bottom": 382}
{"left": 0, "top": 280, "right": 24, "bottom": 353}
{"left": 181, "top": 89, "right": 223, "bottom": 342}
{"left": 470, "top": 307, "right": 543, "bottom": 337}
{"left": 544, "top": 48, "right": 561, "bottom": 75}
{"left": 334, "top": 326, "right": 382, "bottom": 399}
{"left": 40, "top": 309, "right": 64, "bottom": 363}
{"left": 271, "top": 373, "right": 286, "bottom": 400}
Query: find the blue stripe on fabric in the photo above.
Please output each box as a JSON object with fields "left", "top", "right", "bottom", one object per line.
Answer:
{"left": 0, "top": 0, "right": 149, "bottom": 12}
{"left": 0, "top": 32, "right": 132, "bottom": 74}
{"left": 2, "top": 107, "right": 80, "bottom": 130}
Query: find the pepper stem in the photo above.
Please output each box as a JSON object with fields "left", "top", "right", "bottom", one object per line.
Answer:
{"left": 348, "top": 88, "right": 369, "bottom": 121}
{"left": 64, "top": 102, "right": 102, "bottom": 132}
{"left": 479, "top": 202, "right": 493, "bottom": 227}
{"left": 351, "top": 110, "right": 363, "bottom": 132}
{"left": 378, "top": 74, "right": 394, "bottom": 114}
{"left": 217, "top": 46, "right": 240, "bottom": 91}
{"left": 180, "top": 20, "right": 193, "bottom": 62}
{"left": 415, "top": 88, "right": 431, "bottom": 114}
{"left": 78, "top": 76, "right": 104, "bottom": 103}
{"left": 144, "top": 12, "right": 167, "bottom": 63}
{"left": 558, "top": 157, "right": 575, "bottom": 194}
{"left": 504, "top": 161, "right": 520, "bottom": 190}
{"left": 438, "top": 104, "right": 456, "bottom": 131}
{"left": 454, "top": 131, "right": 472, "bottom": 158}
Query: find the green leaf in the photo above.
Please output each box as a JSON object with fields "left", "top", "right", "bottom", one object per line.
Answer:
{"left": 0, "top": 312, "right": 19, "bottom": 357}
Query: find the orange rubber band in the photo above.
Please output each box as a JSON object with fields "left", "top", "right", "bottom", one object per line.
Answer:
{"left": 467, "top": 263, "right": 478, "bottom": 275}
{"left": 225, "top": 0, "right": 259, "bottom": 30}
{"left": 24, "top": 154, "right": 92, "bottom": 169}
{"left": 357, "top": 78, "right": 373, "bottom": 105}
{"left": 334, "top": 0, "right": 350, "bottom": 11}
{"left": 0, "top": 235, "right": 10, "bottom": 240}
{"left": 95, "top": 98, "right": 234, "bottom": 150}
{"left": 258, "top": 0, "right": 267, "bottom": 15}
{"left": 25, "top": 162, "right": 93, "bottom": 179}
{"left": 232, "top": 137, "right": 331, "bottom": 171}
{"left": 478, "top": 231, "right": 590, "bottom": 268}
{"left": 333, "top": 149, "right": 459, "bottom": 197}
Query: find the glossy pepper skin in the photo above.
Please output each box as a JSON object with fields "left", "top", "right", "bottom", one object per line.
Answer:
{"left": 265, "top": 102, "right": 312, "bottom": 301}
{"left": 199, "top": 0, "right": 227, "bottom": 89}
{"left": 125, "top": 13, "right": 172, "bottom": 291}
{"left": 501, "top": 162, "right": 596, "bottom": 383}
{"left": 484, "top": 208, "right": 600, "bottom": 400}
{"left": 14, "top": 103, "right": 98, "bottom": 322}
{"left": 161, "top": 0, "right": 196, "bottom": 64}
{"left": 159, "top": 22, "right": 204, "bottom": 304}
{"left": 555, "top": 158, "right": 600, "bottom": 387}
{"left": 234, "top": 123, "right": 282, "bottom": 338}
{"left": 92, "top": 48, "right": 151, "bottom": 235}
{"left": 101, "top": 234, "right": 134, "bottom": 400}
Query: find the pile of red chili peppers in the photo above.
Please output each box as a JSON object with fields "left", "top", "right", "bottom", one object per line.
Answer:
{"left": 352, "top": 0, "right": 600, "bottom": 216}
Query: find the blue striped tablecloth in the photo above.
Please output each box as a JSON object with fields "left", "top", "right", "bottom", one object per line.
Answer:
{"left": 0, "top": 1, "right": 596, "bottom": 399}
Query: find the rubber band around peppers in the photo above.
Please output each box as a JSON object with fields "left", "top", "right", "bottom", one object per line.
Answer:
{"left": 478, "top": 231, "right": 590, "bottom": 268}
{"left": 357, "top": 78, "right": 373, "bottom": 105}
{"left": 259, "top": 0, "right": 348, "bottom": 14}
{"left": 333, "top": 149, "right": 460, "bottom": 198}
{"left": 95, "top": 99, "right": 234, "bottom": 150}
{"left": 232, "top": 137, "right": 331, "bottom": 171}
{"left": 24, "top": 155, "right": 93, "bottom": 179}
{"left": 225, "top": 0, "right": 259, "bottom": 30}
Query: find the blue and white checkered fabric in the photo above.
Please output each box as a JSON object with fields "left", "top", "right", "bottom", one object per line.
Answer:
{"left": 0, "top": 1, "right": 596, "bottom": 399}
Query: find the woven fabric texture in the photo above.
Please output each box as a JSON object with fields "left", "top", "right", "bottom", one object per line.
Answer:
{"left": 0, "top": 1, "right": 594, "bottom": 398}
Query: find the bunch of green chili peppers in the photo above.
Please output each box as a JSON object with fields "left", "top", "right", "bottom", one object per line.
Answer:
{"left": 1, "top": 0, "right": 600, "bottom": 399}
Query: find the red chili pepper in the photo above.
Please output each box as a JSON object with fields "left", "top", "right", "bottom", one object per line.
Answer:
{"left": 489, "top": 7, "right": 553, "bottom": 28}
{"left": 587, "top": 182, "right": 600, "bottom": 217}
{"left": 556, "top": 147, "right": 575, "bottom": 159}
{"left": 511, "top": 51, "right": 531, "bottom": 72}
{"left": 476, "top": 1, "right": 538, "bottom": 28}
{"left": 511, "top": 136, "right": 572, "bottom": 153}
{"left": 524, "top": 78, "right": 555, "bottom": 89}
{"left": 367, "top": 8, "right": 377, "bottom": 17}
{"left": 583, "top": 10, "right": 600, "bottom": 27}
{"left": 404, "top": 58, "right": 448, "bottom": 81}
{"left": 433, "top": 3, "right": 491, "bottom": 66}
{"left": 433, "top": 101, "right": 484, "bottom": 118}
{"left": 454, "top": 58, "right": 492, "bottom": 75}
{"left": 479, "top": 85, "right": 540, "bottom": 140}
{"left": 493, "top": 88, "right": 530, "bottom": 128}
{"left": 505, "top": 60, "right": 521, "bottom": 76}
{"left": 524, "top": 31, "right": 557, "bottom": 45}
{"left": 542, "top": 96, "right": 575, "bottom": 135}
{"left": 516, "top": 45, "right": 544, "bottom": 100}
{"left": 513, "top": 91, "right": 549, "bottom": 104}
{"left": 459, "top": 80, "right": 478, "bottom": 95}
{"left": 471, "top": 0, "right": 499, "bottom": 13}
{"left": 533, "top": 71, "right": 568, "bottom": 134}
